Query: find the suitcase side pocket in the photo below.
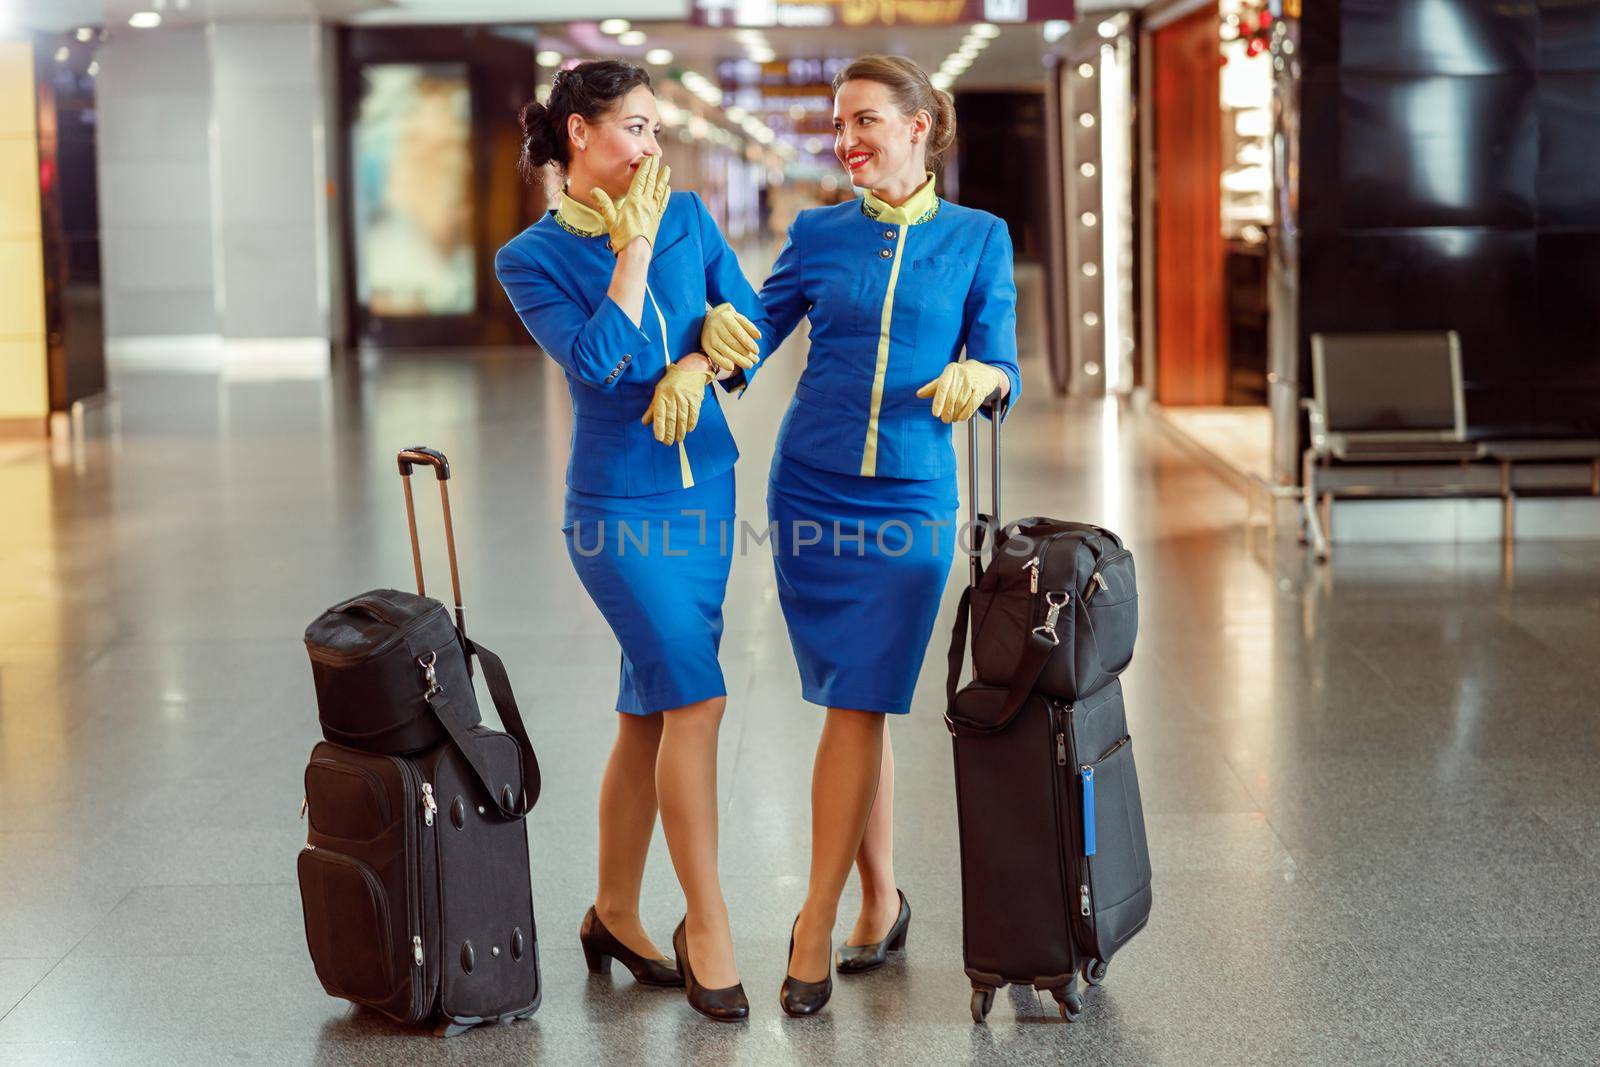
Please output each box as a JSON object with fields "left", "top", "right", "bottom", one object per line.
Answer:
{"left": 1079, "top": 735, "right": 1153, "bottom": 961}
{"left": 297, "top": 846, "right": 405, "bottom": 1006}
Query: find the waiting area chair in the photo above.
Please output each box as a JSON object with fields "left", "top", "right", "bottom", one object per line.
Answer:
{"left": 1301, "top": 331, "right": 1600, "bottom": 559}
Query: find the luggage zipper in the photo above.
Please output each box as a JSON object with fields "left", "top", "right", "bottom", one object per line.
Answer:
{"left": 1056, "top": 704, "right": 1098, "bottom": 951}
{"left": 1083, "top": 549, "right": 1131, "bottom": 602}
{"left": 421, "top": 783, "right": 437, "bottom": 827}
{"left": 392, "top": 758, "right": 428, "bottom": 1021}
{"left": 1048, "top": 703, "right": 1079, "bottom": 952}
{"left": 1024, "top": 557, "right": 1041, "bottom": 594}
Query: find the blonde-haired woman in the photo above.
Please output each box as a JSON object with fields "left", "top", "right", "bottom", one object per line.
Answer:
{"left": 712, "top": 55, "right": 1020, "bottom": 1015}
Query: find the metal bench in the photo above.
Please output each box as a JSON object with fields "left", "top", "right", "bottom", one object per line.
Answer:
{"left": 1301, "top": 331, "right": 1600, "bottom": 559}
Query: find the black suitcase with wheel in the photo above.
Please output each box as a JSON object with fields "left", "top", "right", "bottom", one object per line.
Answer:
{"left": 297, "top": 447, "right": 543, "bottom": 1036}
{"left": 945, "top": 407, "right": 1153, "bottom": 1024}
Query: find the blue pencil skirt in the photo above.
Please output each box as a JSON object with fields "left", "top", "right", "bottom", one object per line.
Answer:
{"left": 766, "top": 452, "right": 959, "bottom": 715}
{"left": 563, "top": 467, "right": 736, "bottom": 716}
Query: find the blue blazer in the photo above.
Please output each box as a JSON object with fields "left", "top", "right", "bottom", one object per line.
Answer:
{"left": 494, "top": 191, "right": 763, "bottom": 497}
{"left": 741, "top": 197, "right": 1021, "bottom": 481}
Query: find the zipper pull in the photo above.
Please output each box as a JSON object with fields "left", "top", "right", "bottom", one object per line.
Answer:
{"left": 1055, "top": 732, "right": 1067, "bottom": 766}
{"left": 299, "top": 796, "right": 308, "bottom": 820}
{"left": 1025, "top": 557, "right": 1041, "bottom": 593}
{"left": 1080, "top": 766, "right": 1097, "bottom": 857}
{"left": 421, "top": 783, "right": 437, "bottom": 827}
{"left": 1087, "top": 571, "right": 1109, "bottom": 601}
{"left": 412, "top": 936, "right": 424, "bottom": 967}
{"left": 1080, "top": 885, "right": 1091, "bottom": 917}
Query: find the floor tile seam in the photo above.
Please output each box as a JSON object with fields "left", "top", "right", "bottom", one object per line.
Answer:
{"left": 0, "top": 886, "right": 134, "bottom": 1028}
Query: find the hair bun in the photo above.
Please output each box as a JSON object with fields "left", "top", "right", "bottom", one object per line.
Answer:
{"left": 518, "top": 101, "right": 561, "bottom": 178}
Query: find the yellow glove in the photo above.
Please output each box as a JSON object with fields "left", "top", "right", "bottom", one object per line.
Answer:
{"left": 640, "top": 360, "right": 714, "bottom": 445}
{"left": 591, "top": 155, "right": 672, "bottom": 254}
{"left": 700, "top": 303, "right": 762, "bottom": 373}
{"left": 915, "top": 361, "right": 1009, "bottom": 423}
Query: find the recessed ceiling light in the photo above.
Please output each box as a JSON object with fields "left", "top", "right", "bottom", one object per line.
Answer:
{"left": 599, "top": 19, "right": 630, "bottom": 34}
{"left": 748, "top": 48, "right": 776, "bottom": 63}
{"left": 1098, "top": 20, "right": 1120, "bottom": 38}
{"left": 128, "top": 11, "right": 162, "bottom": 28}
{"left": 1044, "top": 20, "right": 1069, "bottom": 43}
{"left": 617, "top": 30, "right": 647, "bottom": 46}
{"left": 971, "top": 23, "right": 1000, "bottom": 39}
{"left": 536, "top": 51, "right": 562, "bottom": 66}
{"left": 645, "top": 48, "right": 674, "bottom": 65}
{"left": 75, "top": 27, "right": 94, "bottom": 42}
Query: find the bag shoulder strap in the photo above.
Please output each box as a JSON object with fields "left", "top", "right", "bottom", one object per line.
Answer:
{"left": 423, "top": 638, "right": 541, "bottom": 819}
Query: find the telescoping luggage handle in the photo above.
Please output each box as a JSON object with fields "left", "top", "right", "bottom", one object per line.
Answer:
{"left": 398, "top": 446, "right": 466, "bottom": 642}
{"left": 398, "top": 446, "right": 542, "bottom": 818}
{"left": 945, "top": 400, "right": 1005, "bottom": 734}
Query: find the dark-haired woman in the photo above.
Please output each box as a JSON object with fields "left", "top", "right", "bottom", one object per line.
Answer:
{"left": 729, "top": 55, "right": 1020, "bottom": 1016}
{"left": 494, "top": 59, "right": 763, "bottom": 1023}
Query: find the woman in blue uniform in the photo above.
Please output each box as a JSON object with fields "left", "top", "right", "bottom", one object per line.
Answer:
{"left": 494, "top": 60, "right": 763, "bottom": 1023}
{"left": 710, "top": 55, "right": 1019, "bottom": 1015}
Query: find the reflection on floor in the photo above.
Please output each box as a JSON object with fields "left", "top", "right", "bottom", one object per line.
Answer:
{"left": 1158, "top": 405, "right": 1274, "bottom": 486}
{"left": 0, "top": 343, "right": 1597, "bottom": 1064}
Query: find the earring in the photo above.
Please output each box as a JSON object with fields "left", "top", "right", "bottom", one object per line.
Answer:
{"left": 911, "top": 135, "right": 919, "bottom": 145}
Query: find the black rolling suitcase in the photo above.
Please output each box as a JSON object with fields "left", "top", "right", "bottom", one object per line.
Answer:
{"left": 945, "top": 407, "right": 1153, "bottom": 1024}
{"left": 298, "top": 447, "right": 543, "bottom": 1037}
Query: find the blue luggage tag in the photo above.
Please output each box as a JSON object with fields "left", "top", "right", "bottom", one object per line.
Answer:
{"left": 1081, "top": 765, "right": 1096, "bottom": 856}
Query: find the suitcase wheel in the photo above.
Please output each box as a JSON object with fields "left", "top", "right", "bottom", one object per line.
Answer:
{"left": 1082, "top": 958, "right": 1108, "bottom": 987}
{"left": 1051, "top": 985, "right": 1085, "bottom": 1022}
{"left": 969, "top": 985, "right": 995, "bottom": 1024}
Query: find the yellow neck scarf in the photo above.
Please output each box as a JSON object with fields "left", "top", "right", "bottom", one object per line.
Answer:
{"left": 862, "top": 172, "right": 939, "bottom": 226}
{"left": 555, "top": 187, "right": 613, "bottom": 238}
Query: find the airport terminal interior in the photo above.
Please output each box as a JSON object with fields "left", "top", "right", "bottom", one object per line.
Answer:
{"left": 2, "top": 0, "right": 1599, "bottom": 1063}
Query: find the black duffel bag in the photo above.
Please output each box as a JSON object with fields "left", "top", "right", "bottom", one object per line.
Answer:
{"left": 305, "top": 587, "right": 539, "bottom": 818}
{"left": 960, "top": 518, "right": 1138, "bottom": 706}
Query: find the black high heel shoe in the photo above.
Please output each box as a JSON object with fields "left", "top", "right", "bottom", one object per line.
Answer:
{"left": 836, "top": 889, "right": 910, "bottom": 975}
{"left": 780, "top": 916, "right": 833, "bottom": 1017}
{"left": 672, "top": 917, "right": 749, "bottom": 1023}
{"left": 579, "top": 907, "right": 684, "bottom": 987}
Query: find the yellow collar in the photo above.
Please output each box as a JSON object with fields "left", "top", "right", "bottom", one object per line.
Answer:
{"left": 861, "top": 172, "right": 939, "bottom": 226}
{"left": 555, "top": 187, "right": 611, "bottom": 238}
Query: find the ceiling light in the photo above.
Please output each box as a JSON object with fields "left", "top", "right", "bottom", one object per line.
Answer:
{"left": 1079, "top": 63, "right": 1095, "bottom": 78}
{"left": 617, "top": 30, "right": 647, "bottom": 46}
{"left": 75, "top": 27, "right": 94, "bottom": 42}
{"left": 726, "top": 106, "right": 749, "bottom": 122}
{"left": 87, "top": 60, "right": 99, "bottom": 76}
{"left": 1043, "top": 20, "right": 1069, "bottom": 43}
{"left": 932, "top": 74, "right": 953, "bottom": 91}
{"left": 1081, "top": 212, "right": 1098, "bottom": 227}
{"left": 748, "top": 47, "right": 776, "bottom": 63}
{"left": 536, "top": 51, "right": 562, "bottom": 66}
{"left": 1080, "top": 162, "right": 1097, "bottom": 178}
{"left": 1098, "top": 20, "right": 1120, "bottom": 39}
{"left": 958, "top": 44, "right": 981, "bottom": 60}
{"left": 535, "top": 85, "right": 551, "bottom": 104}
{"left": 54, "top": 46, "right": 70, "bottom": 62}
{"left": 645, "top": 48, "right": 674, "bottom": 65}
{"left": 599, "top": 19, "right": 630, "bottom": 34}
{"left": 971, "top": 22, "right": 1000, "bottom": 39}
{"left": 1079, "top": 112, "right": 1096, "bottom": 128}
{"left": 128, "top": 11, "right": 162, "bottom": 28}
{"left": 1082, "top": 263, "right": 1099, "bottom": 277}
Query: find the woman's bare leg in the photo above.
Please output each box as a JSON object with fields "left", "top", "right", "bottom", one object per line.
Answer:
{"left": 788, "top": 707, "right": 886, "bottom": 982}
{"left": 846, "top": 728, "right": 902, "bottom": 946}
{"left": 656, "top": 696, "right": 740, "bottom": 988}
{"left": 593, "top": 711, "right": 667, "bottom": 958}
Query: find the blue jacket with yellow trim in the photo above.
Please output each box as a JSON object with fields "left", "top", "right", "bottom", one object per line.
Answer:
{"left": 742, "top": 197, "right": 1021, "bottom": 481}
{"left": 493, "top": 190, "right": 761, "bottom": 497}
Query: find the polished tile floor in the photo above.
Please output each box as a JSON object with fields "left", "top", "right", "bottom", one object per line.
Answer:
{"left": 2, "top": 335, "right": 1598, "bottom": 1065}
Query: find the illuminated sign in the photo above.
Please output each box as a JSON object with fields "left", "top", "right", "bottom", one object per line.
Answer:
{"left": 690, "top": 0, "right": 1074, "bottom": 28}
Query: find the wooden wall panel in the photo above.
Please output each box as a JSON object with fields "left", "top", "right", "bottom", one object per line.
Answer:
{"left": 1153, "top": 5, "right": 1228, "bottom": 406}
